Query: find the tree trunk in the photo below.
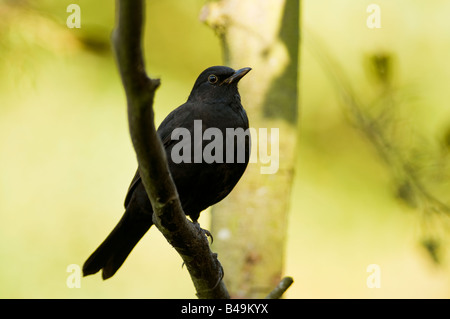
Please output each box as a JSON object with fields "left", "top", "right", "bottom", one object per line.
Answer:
{"left": 201, "top": 0, "right": 300, "bottom": 298}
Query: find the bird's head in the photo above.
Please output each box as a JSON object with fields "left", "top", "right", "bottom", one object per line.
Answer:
{"left": 187, "top": 66, "right": 251, "bottom": 103}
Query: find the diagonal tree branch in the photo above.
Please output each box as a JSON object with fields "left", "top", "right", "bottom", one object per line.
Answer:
{"left": 112, "top": 0, "right": 229, "bottom": 299}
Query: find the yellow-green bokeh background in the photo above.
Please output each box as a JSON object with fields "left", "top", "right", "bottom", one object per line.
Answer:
{"left": 1, "top": 0, "right": 449, "bottom": 298}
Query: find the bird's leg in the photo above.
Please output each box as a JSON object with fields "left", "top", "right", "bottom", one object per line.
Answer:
{"left": 193, "top": 220, "right": 214, "bottom": 244}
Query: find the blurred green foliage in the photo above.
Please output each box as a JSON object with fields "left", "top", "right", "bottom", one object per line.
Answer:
{"left": 0, "top": 0, "right": 449, "bottom": 298}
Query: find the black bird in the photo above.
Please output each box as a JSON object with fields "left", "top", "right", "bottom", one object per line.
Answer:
{"left": 83, "top": 66, "right": 251, "bottom": 279}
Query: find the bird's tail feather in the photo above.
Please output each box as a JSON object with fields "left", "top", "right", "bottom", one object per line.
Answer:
{"left": 83, "top": 208, "right": 153, "bottom": 280}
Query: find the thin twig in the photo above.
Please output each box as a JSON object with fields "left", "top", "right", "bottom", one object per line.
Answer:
{"left": 265, "top": 276, "right": 294, "bottom": 299}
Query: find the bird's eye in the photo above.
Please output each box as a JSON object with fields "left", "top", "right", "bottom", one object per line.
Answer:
{"left": 208, "top": 74, "right": 218, "bottom": 84}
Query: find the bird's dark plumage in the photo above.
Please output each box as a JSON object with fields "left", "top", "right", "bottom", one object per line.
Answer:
{"left": 83, "top": 66, "right": 251, "bottom": 279}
